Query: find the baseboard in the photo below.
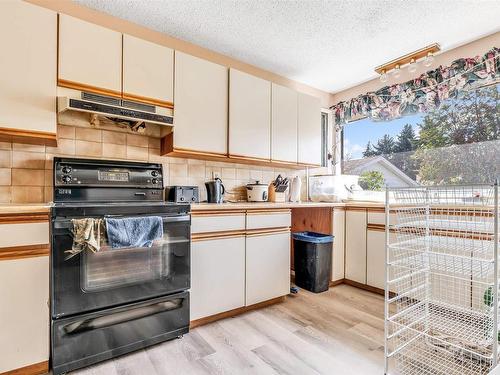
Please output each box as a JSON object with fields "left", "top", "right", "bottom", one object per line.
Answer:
{"left": 190, "top": 296, "right": 286, "bottom": 329}
{"left": 342, "top": 279, "right": 385, "bottom": 295}
{"left": 1, "top": 360, "right": 48, "bottom": 375}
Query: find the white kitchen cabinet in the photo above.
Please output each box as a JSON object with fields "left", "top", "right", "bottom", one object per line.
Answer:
{"left": 229, "top": 69, "right": 271, "bottom": 160}
{"left": 190, "top": 236, "right": 245, "bottom": 320}
{"left": 0, "top": 256, "right": 49, "bottom": 373}
{"left": 297, "top": 92, "right": 321, "bottom": 165}
{"left": 332, "top": 208, "right": 345, "bottom": 282}
{"left": 58, "top": 14, "right": 122, "bottom": 95}
{"left": 246, "top": 231, "right": 290, "bottom": 305}
{"left": 0, "top": 222, "right": 49, "bottom": 247}
{"left": 246, "top": 210, "right": 291, "bottom": 230}
{"left": 345, "top": 209, "right": 367, "bottom": 284}
{"left": 366, "top": 229, "right": 385, "bottom": 290}
{"left": 122, "top": 34, "right": 174, "bottom": 105}
{"left": 173, "top": 52, "right": 228, "bottom": 155}
{"left": 271, "top": 83, "right": 298, "bottom": 163}
{"left": 0, "top": 0, "right": 56, "bottom": 140}
{"left": 191, "top": 213, "right": 246, "bottom": 234}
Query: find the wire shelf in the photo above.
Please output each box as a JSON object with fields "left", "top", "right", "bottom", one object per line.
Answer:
{"left": 385, "top": 184, "right": 500, "bottom": 375}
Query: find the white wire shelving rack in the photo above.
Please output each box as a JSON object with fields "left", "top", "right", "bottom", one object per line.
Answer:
{"left": 384, "top": 183, "right": 499, "bottom": 375}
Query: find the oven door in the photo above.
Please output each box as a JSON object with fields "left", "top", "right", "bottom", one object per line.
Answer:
{"left": 51, "top": 208, "right": 190, "bottom": 318}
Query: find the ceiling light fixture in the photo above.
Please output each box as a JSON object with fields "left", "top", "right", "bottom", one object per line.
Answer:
{"left": 379, "top": 69, "right": 388, "bottom": 83}
{"left": 375, "top": 43, "right": 440, "bottom": 82}
{"left": 392, "top": 64, "right": 401, "bottom": 79}
{"left": 408, "top": 58, "right": 418, "bottom": 74}
{"left": 424, "top": 51, "right": 435, "bottom": 67}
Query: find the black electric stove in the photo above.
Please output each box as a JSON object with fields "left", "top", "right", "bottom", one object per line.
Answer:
{"left": 50, "top": 157, "right": 190, "bottom": 375}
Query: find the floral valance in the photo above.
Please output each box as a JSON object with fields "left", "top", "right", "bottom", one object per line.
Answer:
{"left": 331, "top": 47, "right": 500, "bottom": 128}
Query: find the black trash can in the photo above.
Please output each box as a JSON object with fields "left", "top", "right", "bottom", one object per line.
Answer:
{"left": 293, "top": 231, "right": 334, "bottom": 293}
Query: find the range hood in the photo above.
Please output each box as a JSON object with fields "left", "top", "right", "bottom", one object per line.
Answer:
{"left": 57, "top": 89, "right": 174, "bottom": 126}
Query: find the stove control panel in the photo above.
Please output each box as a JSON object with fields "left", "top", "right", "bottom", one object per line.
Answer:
{"left": 54, "top": 157, "right": 163, "bottom": 189}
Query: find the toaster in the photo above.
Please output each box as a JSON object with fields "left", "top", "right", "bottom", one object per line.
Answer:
{"left": 165, "top": 186, "right": 199, "bottom": 203}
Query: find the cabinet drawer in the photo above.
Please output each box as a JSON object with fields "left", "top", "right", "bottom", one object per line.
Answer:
{"left": 246, "top": 211, "right": 291, "bottom": 230}
{"left": 367, "top": 210, "right": 396, "bottom": 225}
{"left": 191, "top": 213, "right": 246, "bottom": 234}
{"left": 0, "top": 222, "right": 49, "bottom": 247}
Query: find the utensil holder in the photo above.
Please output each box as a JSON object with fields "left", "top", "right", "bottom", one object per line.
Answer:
{"left": 268, "top": 185, "right": 287, "bottom": 202}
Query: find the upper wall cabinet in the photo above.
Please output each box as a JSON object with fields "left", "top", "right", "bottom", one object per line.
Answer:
{"left": 298, "top": 92, "right": 322, "bottom": 166}
{"left": 58, "top": 14, "right": 122, "bottom": 96}
{"left": 122, "top": 34, "right": 174, "bottom": 106}
{"left": 0, "top": 0, "right": 57, "bottom": 145}
{"left": 271, "top": 83, "right": 298, "bottom": 163}
{"left": 229, "top": 69, "right": 271, "bottom": 160}
{"left": 172, "top": 52, "right": 228, "bottom": 155}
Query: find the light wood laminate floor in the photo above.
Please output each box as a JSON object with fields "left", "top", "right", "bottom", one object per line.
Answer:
{"left": 70, "top": 285, "right": 385, "bottom": 375}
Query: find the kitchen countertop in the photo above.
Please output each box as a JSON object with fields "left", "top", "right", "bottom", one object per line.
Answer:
{"left": 0, "top": 200, "right": 386, "bottom": 215}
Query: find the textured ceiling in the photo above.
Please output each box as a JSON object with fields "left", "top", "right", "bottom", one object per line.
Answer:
{"left": 74, "top": 0, "right": 500, "bottom": 93}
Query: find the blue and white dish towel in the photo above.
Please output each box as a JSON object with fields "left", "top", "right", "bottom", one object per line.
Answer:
{"left": 105, "top": 216, "right": 163, "bottom": 249}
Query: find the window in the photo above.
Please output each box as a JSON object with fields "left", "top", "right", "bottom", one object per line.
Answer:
{"left": 321, "top": 111, "right": 329, "bottom": 167}
{"left": 341, "top": 83, "right": 500, "bottom": 190}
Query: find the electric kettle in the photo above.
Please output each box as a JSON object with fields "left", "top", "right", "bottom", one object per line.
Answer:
{"left": 205, "top": 178, "right": 225, "bottom": 203}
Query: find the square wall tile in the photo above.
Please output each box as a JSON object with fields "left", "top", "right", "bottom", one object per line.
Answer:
{"left": 11, "top": 186, "right": 44, "bottom": 203}
{"left": 0, "top": 169, "right": 11, "bottom": 186}
{"left": 12, "top": 151, "right": 44, "bottom": 169}
{"left": 126, "top": 146, "right": 148, "bottom": 161}
{"left": 0, "top": 150, "right": 11, "bottom": 168}
{"left": 75, "top": 140, "right": 102, "bottom": 157}
{"left": 57, "top": 124, "right": 75, "bottom": 139}
{"left": 188, "top": 164, "right": 205, "bottom": 178}
{"left": 102, "top": 130, "right": 126, "bottom": 145}
{"left": 13, "top": 143, "right": 45, "bottom": 153}
{"left": 12, "top": 169, "right": 45, "bottom": 186}
{"left": 169, "top": 163, "right": 188, "bottom": 178}
{"left": 0, "top": 186, "right": 11, "bottom": 203}
{"left": 103, "top": 143, "right": 127, "bottom": 159}
{"left": 75, "top": 127, "right": 102, "bottom": 142}
{"left": 127, "top": 134, "right": 149, "bottom": 148}
{"left": 46, "top": 138, "right": 76, "bottom": 156}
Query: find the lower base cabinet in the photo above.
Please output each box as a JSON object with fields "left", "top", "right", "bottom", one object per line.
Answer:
{"left": 366, "top": 230, "right": 385, "bottom": 290}
{"left": 190, "top": 236, "right": 246, "bottom": 320}
{"left": 246, "top": 231, "right": 290, "bottom": 305}
{"left": 0, "top": 256, "right": 49, "bottom": 373}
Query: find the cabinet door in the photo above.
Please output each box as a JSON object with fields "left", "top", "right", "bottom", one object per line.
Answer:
{"left": 58, "top": 14, "right": 122, "bottom": 95}
{"left": 297, "top": 92, "right": 321, "bottom": 165}
{"left": 332, "top": 209, "right": 345, "bottom": 282}
{"left": 345, "top": 210, "right": 367, "bottom": 284}
{"left": 246, "top": 231, "right": 290, "bottom": 305}
{"left": 123, "top": 34, "right": 174, "bottom": 105}
{"left": 174, "top": 52, "right": 228, "bottom": 155}
{"left": 190, "top": 236, "right": 245, "bottom": 320}
{"left": 0, "top": 1, "right": 56, "bottom": 137}
{"left": 229, "top": 69, "right": 271, "bottom": 160}
{"left": 271, "top": 83, "right": 297, "bottom": 163}
{"left": 0, "top": 257, "right": 49, "bottom": 373}
{"left": 366, "top": 229, "right": 385, "bottom": 290}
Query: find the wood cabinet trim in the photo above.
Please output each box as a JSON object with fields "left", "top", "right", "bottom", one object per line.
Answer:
{"left": 0, "top": 127, "right": 57, "bottom": 147}
{"left": 367, "top": 223, "right": 386, "bottom": 232}
{"left": 246, "top": 209, "right": 291, "bottom": 215}
{"left": 0, "top": 360, "right": 49, "bottom": 375}
{"left": 246, "top": 228, "right": 291, "bottom": 237}
{"left": 0, "top": 244, "right": 49, "bottom": 261}
{"left": 57, "top": 78, "right": 122, "bottom": 98}
{"left": 122, "top": 92, "right": 174, "bottom": 109}
{"left": 192, "top": 210, "right": 246, "bottom": 217}
{"left": 345, "top": 206, "right": 369, "bottom": 212}
{"left": 190, "top": 296, "right": 285, "bottom": 329}
{"left": 0, "top": 213, "right": 49, "bottom": 224}
{"left": 343, "top": 279, "right": 384, "bottom": 296}
{"left": 191, "top": 230, "right": 246, "bottom": 242}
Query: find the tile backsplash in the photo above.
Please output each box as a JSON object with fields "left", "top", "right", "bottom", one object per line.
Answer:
{"left": 0, "top": 114, "right": 317, "bottom": 203}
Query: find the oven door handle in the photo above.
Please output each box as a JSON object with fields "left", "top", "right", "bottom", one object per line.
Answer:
{"left": 63, "top": 299, "right": 183, "bottom": 335}
{"left": 53, "top": 214, "right": 190, "bottom": 229}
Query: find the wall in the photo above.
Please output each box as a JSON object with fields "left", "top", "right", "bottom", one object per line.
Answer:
{"left": 330, "top": 31, "right": 500, "bottom": 105}
{"left": 0, "top": 112, "right": 305, "bottom": 204}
